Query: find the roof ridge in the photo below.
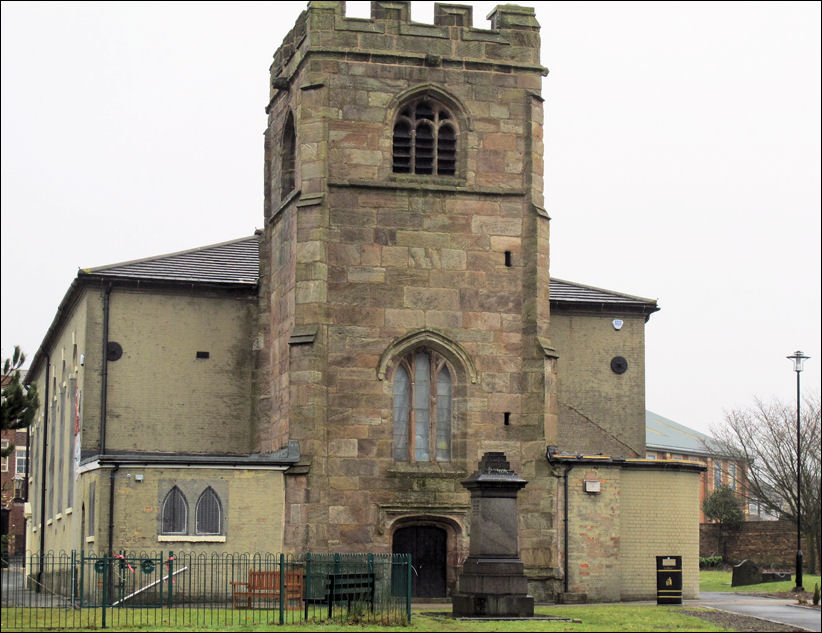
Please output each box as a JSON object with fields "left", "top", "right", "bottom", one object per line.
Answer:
{"left": 81, "top": 234, "right": 258, "bottom": 274}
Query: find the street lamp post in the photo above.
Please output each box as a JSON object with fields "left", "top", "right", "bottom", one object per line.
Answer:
{"left": 786, "top": 350, "right": 809, "bottom": 593}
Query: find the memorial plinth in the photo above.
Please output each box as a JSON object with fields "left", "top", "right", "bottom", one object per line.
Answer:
{"left": 452, "top": 452, "right": 535, "bottom": 617}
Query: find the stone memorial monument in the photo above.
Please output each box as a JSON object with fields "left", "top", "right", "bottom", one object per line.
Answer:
{"left": 452, "top": 452, "right": 535, "bottom": 617}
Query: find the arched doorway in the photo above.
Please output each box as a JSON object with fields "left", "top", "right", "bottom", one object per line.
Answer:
{"left": 392, "top": 525, "right": 447, "bottom": 598}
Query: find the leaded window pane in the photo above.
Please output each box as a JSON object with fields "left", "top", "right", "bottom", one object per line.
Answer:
{"left": 162, "top": 486, "right": 187, "bottom": 534}
{"left": 88, "top": 481, "right": 95, "bottom": 536}
{"left": 436, "top": 366, "right": 452, "bottom": 462}
{"left": 393, "top": 366, "right": 410, "bottom": 461}
{"left": 196, "top": 487, "right": 221, "bottom": 535}
{"left": 414, "top": 352, "right": 431, "bottom": 462}
{"left": 392, "top": 348, "right": 453, "bottom": 463}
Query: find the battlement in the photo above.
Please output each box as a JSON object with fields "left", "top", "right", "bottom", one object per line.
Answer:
{"left": 270, "top": 2, "right": 543, "bottom": 90}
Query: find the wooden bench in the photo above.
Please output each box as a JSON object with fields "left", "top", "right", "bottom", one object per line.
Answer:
{"left": 303, "top": 572, "right": 376, "bottom": 619}
{"left": 231, "top": 569, "right": 304, "bottom": 609}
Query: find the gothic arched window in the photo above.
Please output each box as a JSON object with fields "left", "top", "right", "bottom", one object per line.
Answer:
{"left": 393, "top": 98, "right": 457, "bottom": 176}
{"left": 281, "top": 112, "right": 296, "bottom": 196}
{"left": 195, "top": 487, "right": 222, "bottom": 535}
{"left": 393, "top": 349, "right": 452, "bottom": 462}
{"left": 161, "top": 486, "right": 187, "bottom": 534}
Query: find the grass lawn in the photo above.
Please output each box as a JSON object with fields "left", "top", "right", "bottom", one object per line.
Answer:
{"left": 0, "top": 605, "right": 731, "bottom": 632}
{"left": 700, "top": 569, "right": 821, "bottom": 594}
{"left": 7, "top": 571, "right": 819, "bottom": 632}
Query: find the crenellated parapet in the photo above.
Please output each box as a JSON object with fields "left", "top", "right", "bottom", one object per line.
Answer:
{"left": 269, "top": 2, "right": 544, "bottom": 102}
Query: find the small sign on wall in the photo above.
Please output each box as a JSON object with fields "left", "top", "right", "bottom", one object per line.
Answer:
{"left": 583, "top": 480, "right": 601, "bottom": 493}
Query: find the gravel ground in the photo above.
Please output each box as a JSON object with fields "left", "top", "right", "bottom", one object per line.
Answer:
{"left": 682, "top": 608, "right": 811, "bottom": 632}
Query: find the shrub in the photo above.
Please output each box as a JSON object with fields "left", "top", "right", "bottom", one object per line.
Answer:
{"left": 699, "top": 555, "right": 723, "bottom": 569}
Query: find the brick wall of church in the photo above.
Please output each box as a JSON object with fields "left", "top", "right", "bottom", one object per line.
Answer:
{"left": 551, "top": 311, "right": 648, "bottom": 457}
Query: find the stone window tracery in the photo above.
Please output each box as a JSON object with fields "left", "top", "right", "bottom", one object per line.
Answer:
{"left": 393, "top": 98, "right": 457, "bottom": 176}
{"left": 393, "top": 348, "right": 452, "bottom": 462}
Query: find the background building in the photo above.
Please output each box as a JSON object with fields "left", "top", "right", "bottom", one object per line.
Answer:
{"left": 1, "top": 425, "right": 28, "bottom": 558}
{"left": 645, "top": 410, "right": 753, "bottom": 522}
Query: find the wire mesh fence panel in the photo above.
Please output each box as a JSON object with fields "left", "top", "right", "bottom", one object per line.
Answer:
{"left": 1, "top": 550, "right": 411, "bottom": 630}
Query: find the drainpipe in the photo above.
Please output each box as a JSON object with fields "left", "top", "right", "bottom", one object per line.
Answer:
{"left": 563, "top": 463, "right": 573, "bottom": 594}
{"left": 100, "top": 283, "right": 112, "bottom": 453}
{"left": 107, "top": 463, "right": 119, "bottom": 558}
{"left": 37, "top": 355, "right": 50, "bottom": 590}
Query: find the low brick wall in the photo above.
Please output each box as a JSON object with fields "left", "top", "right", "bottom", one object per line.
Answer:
{"left": 700, "top": 520, "right": 813, "bottom": 569}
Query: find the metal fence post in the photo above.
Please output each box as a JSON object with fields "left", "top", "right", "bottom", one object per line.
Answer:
{"left": 102, "top": 555, "right": 108, "bottom": 629}
{"left": 304, "top": 553, "right": 312, "bottom": 621}
{"left": 70, "top": 550, "right": 76, "bottom": 607}
{"left": 279, "top": 553, "right": 285, "bottom": 625}
{"left": 80, "top": 550, "right": 85, "bottom": 609}
{"left": 166, "top": 551, "right": 174, "bottom": 609}
{"left": 405, "top": 553, "right": 412, "bottom": 623}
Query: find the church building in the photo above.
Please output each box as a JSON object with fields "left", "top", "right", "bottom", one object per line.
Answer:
{"left": 24, "top": 2, "right": 703, "bottom": 602}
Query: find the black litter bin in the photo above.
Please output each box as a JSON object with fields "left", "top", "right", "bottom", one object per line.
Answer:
{"left": 656, "top": 556, "right": 682, "bottom": 605}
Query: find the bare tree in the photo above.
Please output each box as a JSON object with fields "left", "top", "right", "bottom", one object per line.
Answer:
{"left": 710, "top": 393, "right": 821, "bottom": 574}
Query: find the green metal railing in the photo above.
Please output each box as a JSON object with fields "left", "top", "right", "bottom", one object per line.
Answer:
{"left": 0, "top": 550, "right": 412, "bottom": 630}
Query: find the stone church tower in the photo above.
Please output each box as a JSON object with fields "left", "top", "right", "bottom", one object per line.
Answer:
{"left": 257, "top": 1, "right": 558, "bottom": 598}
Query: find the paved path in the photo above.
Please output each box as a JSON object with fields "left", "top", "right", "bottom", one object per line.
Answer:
{"left": 694, "top": 592, "right": 821, "bottom": 632}
{"left": 416, "top": 594, "right": 821, "bottom": 632}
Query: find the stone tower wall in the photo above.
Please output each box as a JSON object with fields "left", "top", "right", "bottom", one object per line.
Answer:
{"left": 258, "top": 1, "right": 560, "bottom": 598}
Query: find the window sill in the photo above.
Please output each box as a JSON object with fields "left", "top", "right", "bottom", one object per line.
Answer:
{"left": 86, "top": 536, "right": 95, "bottom": 544}
{"left": 386, "top": 464, "right": 467, "bottom": 479}
{"left": 47, "top": 519, "right": 53, "bottom": 526}
{"left": 56, "top": 513, "right": 62, "bottom": 521}
{"left": 158, "top": 535, "right": 226, "bottom": 543}
{"left": 65, "top": 507, "right": 73, "bottom": 515}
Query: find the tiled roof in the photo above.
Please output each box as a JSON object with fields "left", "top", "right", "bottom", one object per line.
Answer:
{"left": 79, "top": 235, "right": 657, "bottom": 309}
{"left": 81, "top": 235, "right": 259, "bottom": 285}
{"left": 550, "top": 278, "right": 657, "bottom": 308}
{"left": 645, "top": 410, "right": 716, "bottom": 455}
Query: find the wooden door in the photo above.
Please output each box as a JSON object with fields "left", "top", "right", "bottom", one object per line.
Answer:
{"left": 392, "top": 525, "right": 447, "bottom": 598}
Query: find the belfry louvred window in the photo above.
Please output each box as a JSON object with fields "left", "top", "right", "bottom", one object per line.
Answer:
{"left": 393, "top": 349, "right": 452, "bottom": 462}
{"left": 393, "top": 98, "right": 457, "bottom": 176}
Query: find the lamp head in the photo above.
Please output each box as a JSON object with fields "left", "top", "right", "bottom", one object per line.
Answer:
{"left": 787, "top": 350, "right": 810, "bottom": 373}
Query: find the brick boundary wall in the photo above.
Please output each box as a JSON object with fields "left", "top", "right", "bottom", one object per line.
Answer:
{"left": 700, "top": 521, "right": 818, "bottom": 570}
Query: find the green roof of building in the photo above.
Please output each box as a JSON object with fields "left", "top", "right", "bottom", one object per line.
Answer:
{"left": 645, "top": 410, "right": 717, "bottom": 456}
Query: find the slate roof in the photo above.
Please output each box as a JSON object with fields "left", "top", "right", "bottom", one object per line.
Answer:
{"left": 645, "top": 410, "right": 717, "bottom": 455}
{"left": 549, "top": 278, "right": 657, "bottom": 310}
{"left": 79, "top": 235, "right": 658, "bottom": 309}
{"left": 28, "top": 235, "right": 659, "bottom": 377}
{"left": 81, "top": 235, "right": 259, "bottom": 285}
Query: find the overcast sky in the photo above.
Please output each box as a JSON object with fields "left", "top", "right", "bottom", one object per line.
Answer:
{"left": 2, "top": 1, "right": 819, "bottom": 436}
